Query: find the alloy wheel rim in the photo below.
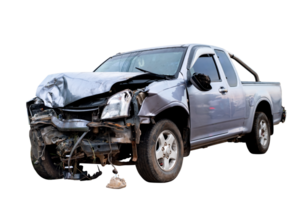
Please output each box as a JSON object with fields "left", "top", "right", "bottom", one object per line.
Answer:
{"left": 259, "top": 119, "right": 268, "bottom": 147}
{"left": 155, "top": 130, "right": 178, "bottom": 171}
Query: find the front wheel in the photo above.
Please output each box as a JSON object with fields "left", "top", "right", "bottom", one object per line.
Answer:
{"left": 30, "top": 129, "right": 63, "bottom": 180}
{"left": 136, "top": 119, "right": 184, "bottom": 182}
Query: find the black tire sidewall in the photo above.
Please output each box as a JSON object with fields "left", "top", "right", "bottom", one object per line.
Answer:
{"left": 254, "top": 113, "right": 271, "bottom": 152}
{"left": 30, "top": 129, "right": 39, "bottom": 159}
{"left": 30, "top": 129, "right": 62, "bottom": 179}
{"left": 139, "top": 120, "right": 184, "bottom": 182}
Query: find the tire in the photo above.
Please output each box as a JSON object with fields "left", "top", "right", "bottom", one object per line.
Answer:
{"left": 136, "top": 119, "right": 184, "bottom": 182}
{"left": 30, "top": 130, "right": 62, "bottom": 180}
{"left": 246, "top": 112, "right": 271, "bottom": 154}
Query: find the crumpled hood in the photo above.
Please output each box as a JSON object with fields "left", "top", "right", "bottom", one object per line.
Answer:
{"left": 36, "top": 72, "right": 143, "bottom": 108}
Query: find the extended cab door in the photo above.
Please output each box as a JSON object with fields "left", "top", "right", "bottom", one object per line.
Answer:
{"left": 214, "top": 49, "right": 246, "bottom": 134}
{"left": 187, "top": 48, "right": 231, "bottom": 142}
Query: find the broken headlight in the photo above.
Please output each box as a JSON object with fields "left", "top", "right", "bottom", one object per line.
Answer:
{"left": 101, "top": 89, "right": 133, "bottom": 120}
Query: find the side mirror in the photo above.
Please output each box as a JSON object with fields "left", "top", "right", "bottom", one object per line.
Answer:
{"left": 190, "top": 73, "right": 212, "bottom": 91}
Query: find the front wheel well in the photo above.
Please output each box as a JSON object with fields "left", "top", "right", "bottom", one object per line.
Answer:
{"left": 154, "top": 106, "right": 189, "bottom": 130}
{"left": 154, "top": 106, "right": 190, "bottom": 156}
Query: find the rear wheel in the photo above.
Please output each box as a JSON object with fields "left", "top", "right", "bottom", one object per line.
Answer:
{"left": 136, "top": 119, "right": 184, "bottom": 182}
{"left": 246, "top": 112, "right": 271, "bottom": 154}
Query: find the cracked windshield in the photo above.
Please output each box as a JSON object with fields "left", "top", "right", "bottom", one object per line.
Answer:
{"left": 95, "top": 47, "right": 186, "bottom": 76}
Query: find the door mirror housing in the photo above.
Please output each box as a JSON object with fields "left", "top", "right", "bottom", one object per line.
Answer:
{"left": 190, "top": 73, "right": 212, "bottom": 91}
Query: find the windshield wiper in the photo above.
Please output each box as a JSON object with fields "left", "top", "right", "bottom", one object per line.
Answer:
{"left": 135, "top": 67, "right": 173, "bottom": 80}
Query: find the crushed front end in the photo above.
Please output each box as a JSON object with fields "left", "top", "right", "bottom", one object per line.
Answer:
{"left": 28, "top": 89, "right": 146, "bottom": 180}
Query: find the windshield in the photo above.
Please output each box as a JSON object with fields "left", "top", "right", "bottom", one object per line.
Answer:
{"left": 95, "top": 47, "right": 187, "bottom": 76}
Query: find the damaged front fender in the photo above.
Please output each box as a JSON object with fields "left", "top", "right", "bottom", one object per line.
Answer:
{"left": 24, "top": 96, "right": 35, "bottom": 126}
{"left": 138, "top": 78, "right": 189, "bottom": 120}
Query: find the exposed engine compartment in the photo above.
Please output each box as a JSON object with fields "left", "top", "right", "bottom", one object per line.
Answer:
{"left": 28, "top": 78, "right": 152, "bottom": 179}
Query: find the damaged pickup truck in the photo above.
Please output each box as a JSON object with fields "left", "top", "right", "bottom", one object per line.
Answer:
{"left": 28, "top": 44, "right": 286, "bottom": 182}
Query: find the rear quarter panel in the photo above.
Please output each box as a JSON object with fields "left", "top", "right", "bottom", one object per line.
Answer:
{"left": 242, "top": 82, "right": 283, "bottom": 133}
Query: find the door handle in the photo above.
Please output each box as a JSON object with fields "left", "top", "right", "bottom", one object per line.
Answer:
{"left": 219, "top": 87, "right": 228, "bottom": 93}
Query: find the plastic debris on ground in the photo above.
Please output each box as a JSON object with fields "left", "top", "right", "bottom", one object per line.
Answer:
{"left": 106, "top": 175, "right": 126, "bottom": 189}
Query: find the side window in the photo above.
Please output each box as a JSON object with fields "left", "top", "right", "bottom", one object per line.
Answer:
{"left": 215, "top": 50, "right": 237, "bottom": 87}
{"left": 190, "top": 55, "right": 221, "bottom": 82}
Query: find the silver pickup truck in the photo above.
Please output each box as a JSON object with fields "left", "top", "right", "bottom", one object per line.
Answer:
{"left": 28, "top": 44, "right": 286, "bottom": 182}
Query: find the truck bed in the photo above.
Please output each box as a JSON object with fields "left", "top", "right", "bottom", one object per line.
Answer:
{"left": 242, "top": 81, "right": 283, "bottom": 133}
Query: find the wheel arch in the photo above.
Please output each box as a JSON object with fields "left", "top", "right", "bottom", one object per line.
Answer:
{"left": 254, "top": 100, "right": 274, "bottom": 135}
{"left": 154, "top": 106, "right": 191, "bottom": 157}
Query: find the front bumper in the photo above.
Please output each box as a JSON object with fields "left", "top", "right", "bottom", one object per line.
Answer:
{"left": 31, "top": 116, "right": 133, "bottom": 144}
{"left": 52, "top": 117, "right": 90, "bottom": 132}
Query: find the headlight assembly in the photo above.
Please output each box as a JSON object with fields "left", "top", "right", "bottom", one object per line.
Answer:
{"left": 101, "top": 89, "right": 133, "bottom": 120}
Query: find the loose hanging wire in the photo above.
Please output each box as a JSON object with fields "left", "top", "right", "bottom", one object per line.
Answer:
{"left": 107, "top": 133, "right": 118, "bottom": 174}
{"left": 68, "top": 131, "right": 88, "bottom": 176}
{"left": 88, "top": 141, "right": 96, "bottom": 165}
{"left": 73, "top": 135, "right": 78, "bottom": 175}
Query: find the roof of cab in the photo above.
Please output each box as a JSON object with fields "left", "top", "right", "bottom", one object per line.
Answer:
{"left": 117, "top": 44, "right": 187, "bottom": 55}
{"left": 113, "top": 44, "right": 227, "bottom": 57}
